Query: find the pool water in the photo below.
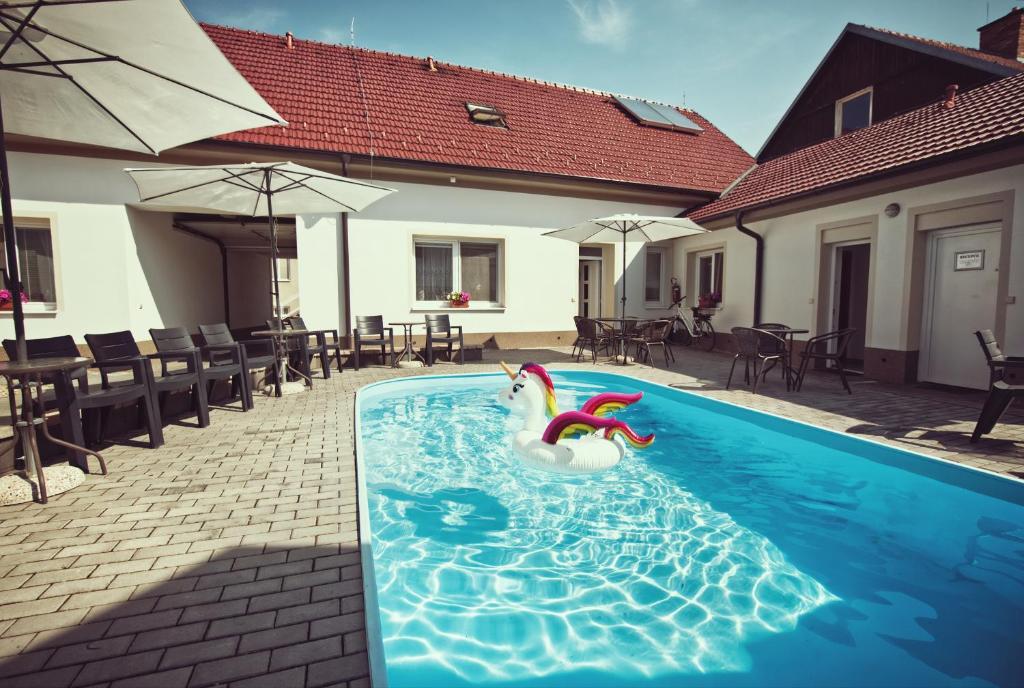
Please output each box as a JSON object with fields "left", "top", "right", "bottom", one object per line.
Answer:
{"left": 357, "top": 372, "right": 1024, "bottom": 687}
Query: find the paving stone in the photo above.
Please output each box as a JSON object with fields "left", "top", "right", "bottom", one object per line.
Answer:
{"left": 46, "top": 634, "right": 135, "bottom": 668}
{"left": 206, "top": 611, "right": 276, "bottom": 640}
{"left": 229, "top": 666, "right": 305, "bottom": 688}
{"left": 129, "top": 621, "right": 207, "bottom": 652}
{"left": 110, "top": 666, "right": 193, "bottom": 688}
{"left": 70, "top": 649, "right": 163, "bottom": 686}
{"left": 309, "top": 612, "right": 364, "bottom": 640}
{"left": 306, "top": 652, "right": 369, "bottom": 688}
{"left": 159, "top": 635, "right": 240, "bottom": 670}
{"left": 188, "top": 650, "right": 270, "bottom": 687}
{"left": 276, "top": 599, "right": 339, "bottom": 627}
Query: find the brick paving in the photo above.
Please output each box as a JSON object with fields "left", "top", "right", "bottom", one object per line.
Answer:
{"left": 0, "top": 347, "right": 1020, "bottom": 687}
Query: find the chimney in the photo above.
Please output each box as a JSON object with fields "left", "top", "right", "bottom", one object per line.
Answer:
{"left": 285, "top": 31, "right": 294, "bottom": 50}
{"left": 978, "top": 7, "right": 1024, "bottom": 61}
{"left": 943, "top": 83, "right": 959, "bottom": 109}
{"left": 426, "top": 56, "right": 438, "bottom": 72}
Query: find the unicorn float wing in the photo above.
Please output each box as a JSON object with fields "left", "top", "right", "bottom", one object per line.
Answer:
{"left": 497, "top": 362, "right": 654, "bottom": 474}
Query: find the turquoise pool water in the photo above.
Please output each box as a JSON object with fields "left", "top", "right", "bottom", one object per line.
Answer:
{"left": 356, "top": 371, "right": 1024, "bottom": 687}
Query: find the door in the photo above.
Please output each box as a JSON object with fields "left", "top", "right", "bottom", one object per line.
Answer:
{"left": 829, "top": 242, "right": 871, "bottom": 369}
{"left": 578, "top": 259, "right": 601, "bottom": 318}
{"left": 919, "top": 225, "right": 1001, "bottom": 389}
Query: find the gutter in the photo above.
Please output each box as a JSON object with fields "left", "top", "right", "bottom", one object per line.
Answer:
{"left": 735, "top": 211, "right": 763, "bottom": 325}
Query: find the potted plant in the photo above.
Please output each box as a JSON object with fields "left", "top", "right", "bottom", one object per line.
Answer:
{"left": 0, "top": 289, "right": 28, "bottom": 311}
{"left": 698, "top": 291, "right": 720, "bottom": 309}
{"left": 447, "top": 290, "right": 470, "bottom": 308}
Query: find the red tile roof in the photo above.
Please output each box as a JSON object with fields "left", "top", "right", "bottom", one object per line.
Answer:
{"left": 688, "top": 72, "right": 1024, "bottom": 222}
{"left": 863, "top": 25, "right": 1024, "bottom": 74}
{"left": 202, "top": 24, "right": 753, "bottom": 194}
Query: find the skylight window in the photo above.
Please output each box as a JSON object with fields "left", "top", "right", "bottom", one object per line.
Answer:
{"left": 615, "top": 96, "right": 703, "bottom": 134}
{"left": 466, "top": 102, "right": 507, "bottom": 128}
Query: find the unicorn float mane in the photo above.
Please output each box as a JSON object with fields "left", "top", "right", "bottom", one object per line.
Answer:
{"left": 519, "top": 362, "right": 559, "bottom": 417}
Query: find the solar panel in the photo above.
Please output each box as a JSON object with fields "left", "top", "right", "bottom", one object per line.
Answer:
{"left": 615, "top": 96, "right": 703, "bottom": 134}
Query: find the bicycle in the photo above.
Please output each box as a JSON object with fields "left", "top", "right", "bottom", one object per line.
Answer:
{"left": 667, "top": 294, "right": 716, "bottom": 352}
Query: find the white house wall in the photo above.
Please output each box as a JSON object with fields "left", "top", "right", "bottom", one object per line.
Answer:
{"left": 297, "top": 179, "right": 683, "bottom": 337}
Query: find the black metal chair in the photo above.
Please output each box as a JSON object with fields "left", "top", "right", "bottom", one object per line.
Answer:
{"left": 199, "top": 323, "right": 276, "bottom": 397}
{"left": 628, "top": 319, "right": 675, "bottom": 367}
{"left": 424, "top": 314, "right": 464, "bottom": 366}
{"left": 86, "top": 330, "right": 210, "bottom": 429}
{"left": 573, "top": 318, "right": 613, "bottom": 363}
{"left": 353, "top": 315, "right": 395, "bottom": 370}
{"left": 151, "top": 327, "right": 248, "bottom": 412}
{"left": 975, "top": 329, "right": 1024, "bottom": 387}
{"left": 3, "top": 335, "right": 161, "bottom": 471}
{"left": 286, "top": 315, "right": 343, "bottom": 375}
{"left": 727, "top": 327, "right": 788, "bottom": 394}
{"left": 793, "top": 328, "right": 856, "bottom": 394}
{"left": 755, "top": 323, "right": 793, "bottom": 384}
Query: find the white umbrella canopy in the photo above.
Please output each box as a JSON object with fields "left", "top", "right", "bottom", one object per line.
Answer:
{"left": 124, "top": 162, "right": 396, "bottom": 216}
{"left": 544, "top": 214, "right": 707, "bottom": 317}
{"left": 0, "top": 0, "right": 285, "bottom": 153}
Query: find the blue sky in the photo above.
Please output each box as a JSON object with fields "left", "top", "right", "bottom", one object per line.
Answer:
{"left": 185, "top": 0, "right": 1018, "bottom": 155}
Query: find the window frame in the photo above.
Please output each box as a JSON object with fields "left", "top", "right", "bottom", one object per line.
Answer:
{"left": 834, "top": 86, "right": 873, "bottom": 137}
{"left": 694, "top": 247, "right": 725, "bottom": 305}
{"left": 0, "top": 215, "right": 61, "bottom": 314}
{"left": 412, "top": 236, "right": 504, "bottom": 309}
{"left": 465, "top": 102, "right": 508, "bottom": 129}
{"left": 275, "top": 257, "right": 292, "bottom": 282}
{"left": 643, "top": 246, "right": 669, "bottom": 306}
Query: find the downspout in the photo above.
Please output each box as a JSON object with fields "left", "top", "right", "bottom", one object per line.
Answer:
{"left": 735, "top": 210, "right": 763, "bottom": 325}
{"left": 340, "top": 155, "right": 353, "bottom": 346}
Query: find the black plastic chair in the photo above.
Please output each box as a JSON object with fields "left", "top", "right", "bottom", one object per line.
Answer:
{"left": 199, "top": 323, "right": 276, "bottom": 397}
{"left": 424, "top": 314, "right": 464, "bottom": 366}
{"left": 287, "top": 315, "right": 343, "bottom": 375}
{"left": 629, "top": 320, "right": 675, "bottom": 367}
{"left": 574, "top": 318, "right": 612, "bottom": 363}
{"left": 4, "top": 335, "right": 161, "bottom": 471}
{"left": 353, "top": 315, "right": 395, "bottom": 370}
{"left": 151, "top": 327, "right": 248, "bottom": 412}
{"left": 727, "top": 327, "right": 788, "bottom": 394}
{"left": 975, "top": 329, "right": 1024, "bottom": 387}
{"left": 793, "top": 328, "right": 856, "bottom": 394}
{"left": 86, "top": 330, "right": 210, "bottom": 429}
{"left": 971, "top": 381, "right": 1024, "bottom": 442}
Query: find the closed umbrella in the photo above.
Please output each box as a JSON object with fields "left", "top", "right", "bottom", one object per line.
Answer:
{"left": 0, "top": 0, "right": 286, "bottom": 360}
{"left": 124, "top": 162, "right": 396, "bottom": 394}
{"left": 543, "top": 214, "right": 707, "bottom": 317}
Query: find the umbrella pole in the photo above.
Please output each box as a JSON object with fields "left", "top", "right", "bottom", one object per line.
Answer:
{"left": 265, "top": 171, "right": 283, "bottom": 397}
{"left": 0, "top": 93, "right": 27, "bottom": 362}
{"left": 620, "top": 226, "right": 627, "bottom": 319}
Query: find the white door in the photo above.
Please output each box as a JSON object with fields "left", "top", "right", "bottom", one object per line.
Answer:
{"left": 919, "top": 225, "right": 1001, "bottom": 389}
{"left": 578, "top": 259, "right": 602, "bottom": 318}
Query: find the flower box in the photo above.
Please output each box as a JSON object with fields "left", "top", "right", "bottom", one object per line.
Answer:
{"left": 448, "top": 301, "right": 469, "bottom": 308}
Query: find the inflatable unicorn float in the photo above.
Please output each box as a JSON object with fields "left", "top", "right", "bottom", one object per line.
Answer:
{"left": 497, "top": 361, "right": 654, "bottom": 474}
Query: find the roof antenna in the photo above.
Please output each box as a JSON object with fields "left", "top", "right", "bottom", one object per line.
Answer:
{"left": 350, "top": 17, "right": 356, "bottom": 46}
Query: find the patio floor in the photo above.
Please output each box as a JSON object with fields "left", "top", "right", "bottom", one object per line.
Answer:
{"left": 0, "top": 347, "right": 1021, "bottom": 687}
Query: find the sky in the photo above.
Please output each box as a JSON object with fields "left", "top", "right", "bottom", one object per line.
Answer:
{"left": 185, "top": 0, "right": 1020, "bottom": 155}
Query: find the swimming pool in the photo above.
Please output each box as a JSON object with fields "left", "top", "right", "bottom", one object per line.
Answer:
{"left": 356, "top": 370, "right": 1024, "bottom": 687}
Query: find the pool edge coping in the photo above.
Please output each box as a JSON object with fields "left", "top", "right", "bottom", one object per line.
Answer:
{"left": 353, "top": 368, "right": 1023, "bottom": 687}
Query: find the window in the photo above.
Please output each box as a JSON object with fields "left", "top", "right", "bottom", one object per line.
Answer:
{"left": 696, "top": 249, "right": 724, "bottom": 303}
{"left": 835, "top": 87, "right": 872, "bottom": 136}
{"left": 414, "top": 238, "right": 501, "bottom": 306}
{"left": 275, "top": 258, "right": 292, "bottom": 281}
{"left": 0, "top": 218, "right": 57, "bottom": 310}
{"left": 466, "top": 102, "right": 507, "bottom": 128}
{"left": 644, "top": 247, "right": 666, "bottom": 303}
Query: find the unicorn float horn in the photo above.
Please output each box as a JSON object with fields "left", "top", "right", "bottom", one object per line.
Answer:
{"left": 500, "top": 361, "right": 517, "bottom": 379}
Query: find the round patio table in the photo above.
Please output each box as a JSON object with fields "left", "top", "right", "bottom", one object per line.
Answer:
{"left": 389, "top": 322, "right": 426, "bottom": 367}
{"left": 0, "top": 357, "right": 104, "bottom": 504}
{"left": 594, "top": 317, "right": 645, "bottom": 365}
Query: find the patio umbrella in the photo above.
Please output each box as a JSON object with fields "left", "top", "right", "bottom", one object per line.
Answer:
{"left": 0, "top": 0, "right": 286, "bottom": 360}
{"left": 543, "top": 214, "right": 707, "bottom": 317}
{"left": 124, "top": 162, "right": 396, "bottom": 320}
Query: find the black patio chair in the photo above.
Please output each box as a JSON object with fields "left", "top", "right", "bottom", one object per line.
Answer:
{"left": 971, "top": 381, "right": 1024, "bottom": 442}
{"left": 3, "top": 336, "right": 160, "bottom": 471}
{"left": 727, "top": 327, "right": 788, "bottom": 394}
{"left": 353, "top": 315, "right": 395, "bottom": 370}
{"left": 793, "top": 328, "right": 856, "bottom": 394}
{"left": 151, "top": 327, "right": 248, "bottom": 412}
{"left": 574, "top": 318, "right": 613, "bottom": 364}
{"left": 975, "top": 329, "right": 1024, "bottom": 387}
{"left": 86, "top": 330, "right": 210, "bottom": 429}
{"left": 628, "top": 319, "right": 675, "bottom": 367}
{"left": 424, "top": 314, "right": 464, "bottom": 366}
{"left": 755, "top": 322, "right": 793, "bottom": 383}
{"left": 287, "top": 315, "right": 343, "bottom": 375}
{"left": 198, "top": 324, "right": 277, "bottom": 397}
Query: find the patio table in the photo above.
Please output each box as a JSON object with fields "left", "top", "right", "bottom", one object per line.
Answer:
{"left": 252, "top": 328, "right": 330, "bottom": 397}
{"left": 594, "top": 317, "right": 645, "bottom": 365}
{"left": 757, "top": 326, "right": 809, "bottom": 387}
{"left": 389, "top": 322, "right": 426, "bottom": 367}
{"left": 0, "top": 357, "right": 105, "bottom": 504}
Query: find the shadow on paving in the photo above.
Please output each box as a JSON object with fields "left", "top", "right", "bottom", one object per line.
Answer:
{"left": 0, "top": 544, "right": 370, "bottom": 688}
